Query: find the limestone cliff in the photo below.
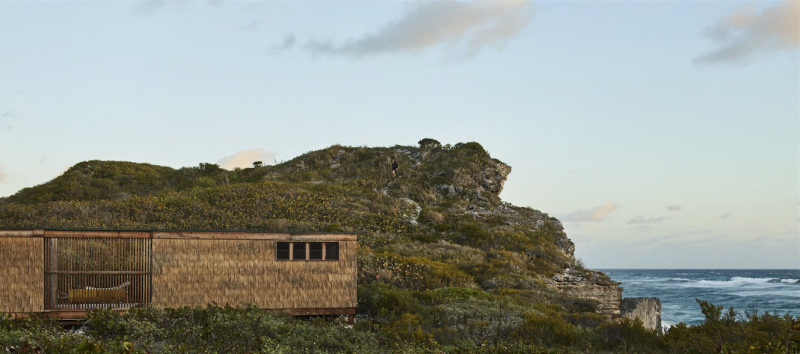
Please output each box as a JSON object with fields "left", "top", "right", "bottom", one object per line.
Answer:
{"left": 551, "top": 269, "right": 623, "bottom": 318}
{"left": 621, "top": 297, "right": 663, "bottom": 332}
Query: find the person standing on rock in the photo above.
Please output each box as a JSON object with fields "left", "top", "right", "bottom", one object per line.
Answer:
{"left": 391, "top": 158, "right": 398, "bottom": 179}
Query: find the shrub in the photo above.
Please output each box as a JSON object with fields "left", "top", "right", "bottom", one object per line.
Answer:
{"left": 418, "top": 138, "right": 442, "bottom": 150}
{"left": 419, "top": 208, "right": 445, "bottom": 224}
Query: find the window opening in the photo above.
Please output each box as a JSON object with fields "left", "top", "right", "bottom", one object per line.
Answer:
{"left": 292, "top": 242, "right": 306, "bottom": 261}
{"left": 276, "top": 242, "right": 290, "bottom": 260}
{"left": 276, "top": 242, "right": 340, "bottom": 261}
{"left": 326, "top": 242, "right": 339, "bottom": 260}
{"left": 309, "top": 243, "right": 323, "bottom": 260}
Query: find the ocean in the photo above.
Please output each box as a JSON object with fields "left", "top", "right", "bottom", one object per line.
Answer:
{"left": 600, "top": 269, "right": 800, "bottom": 327}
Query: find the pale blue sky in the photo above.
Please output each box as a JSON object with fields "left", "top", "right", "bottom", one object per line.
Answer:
{"left": 0, "top": 0, "right": 797, "bottom": 268}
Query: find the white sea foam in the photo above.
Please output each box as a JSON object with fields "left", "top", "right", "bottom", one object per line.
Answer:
{"left": 781, "top": 279, "right": 799, "bottom": 284}
{"left": 669, "top": 278, "right": 691, "bottom": 282}
{"left": 732, "top": 290, "right": 800, "bottom": 298}
{"left": 730, "top": 277, "right": 777, "bottom": 284}
{"left": 686, "top": 277, "right": 778, "bottom": 288}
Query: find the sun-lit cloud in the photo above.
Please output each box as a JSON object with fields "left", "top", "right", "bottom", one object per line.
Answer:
{"left": 719, "top": 212, "right": 732, "bottom": 220}
{"left": 217, "top": 148, "right": 276, "bottom": 170}
{"left": 562, "top": 202, "right": 619, "bottom": 222}
{"left": 280, "top": 0, "right": 533, "bottom": 59}
{"left": 666, "top": 205, "right": 682, "bottom": 211}
{"left": 695, "top": 0, "right": 799, "bottom": 64}
{"left": 0, "top": 165, "right": 8, "bottom": 184}
{"left": 628, "top": 215, "right": 670, "bottom": 224}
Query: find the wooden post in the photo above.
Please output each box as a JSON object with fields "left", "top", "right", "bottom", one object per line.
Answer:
{"left": 45, "top": 238, "right": 58, "bottom": 310}
{"left": 348, "top": 314, "right": 355, "bottom": 325}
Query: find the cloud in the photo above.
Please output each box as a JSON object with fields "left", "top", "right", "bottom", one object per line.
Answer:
{"left": 268, "top": 34, "right": 296, "bottom": 55}
{"left": 666, "top": 205, "right": 682, "bottom": 211}
{"left": 0, "top": 165, "right": 7, "bottom": 184}
{"left": 134, "top": 0, "right": 165, "bottom": 16}
{"left": 283, "top": 0, "right": 533, "bottom": 59}
{"left": 218, "top": 148, "right": 276, "bottom": 170}
{"left": 241, "top": 21, "right": 260, "bottom": 32}
{"left": 719, "top": 212, "right": 732, "bottom": 220}
{"left": 1, "top": 111, "right": 15, "bottom": 119}
{"left": 628, "top": 215, "right": 670, "bottom": 224}
{"left": 695, "top": 0, "right": 799, "bottom": 64}
{"left": 562, "top": 202, "right": 619, "bottom": 222}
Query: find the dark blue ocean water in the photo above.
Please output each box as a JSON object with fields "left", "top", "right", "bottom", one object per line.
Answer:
{"left": 600, "top": 269, "right": 800, "bottom": 327}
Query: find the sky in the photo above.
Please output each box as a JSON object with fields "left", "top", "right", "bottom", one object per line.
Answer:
{"left": 0, "top": 0, "right": 797, "bottom": 269}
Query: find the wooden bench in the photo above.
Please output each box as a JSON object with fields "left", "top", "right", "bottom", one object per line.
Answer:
{"left": 68, "top": 288, "right": 126, "bottom": 304}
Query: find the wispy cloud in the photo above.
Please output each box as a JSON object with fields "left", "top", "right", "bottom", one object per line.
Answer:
{"left": 218, "top": 148, "right": 276, "bottom": 170}
{"left": 562, "top": 202, "right": 619, "bottom": 222}
{"left": 268, "top": 34, "right": 296, "bottom": 55}
{"left": 0, "top": 165, "right": 7, "bottom": 184}
{"left": 134, "top": 0, "right": 165, "bottom": 17}
{"left": 278, "top": 0, "right": 533, "bottom": 60}
{"left": 134, "top": 0, "right": 227, "bottom": 16}
{"left": 1, "top": 111, "right": 15, "bottom": 119}
{"left": 695, "top": 0, "right": 799, "bottom": 64}
{"left": 628, "top": 215, "right": 670, "bottom": 224}
{"left": 666, "top": 205, "right": 682, "bottom": 211}
{"left": 623, "top": 229, "right": 713, "bottom": 249}
{"left": 719, "top": 212, "right": 732, "bottom": 220}
{"left": 241, "top": 21, "right": 260, "bottom": 32}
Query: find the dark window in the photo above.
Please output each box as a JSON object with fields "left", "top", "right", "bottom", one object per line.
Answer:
{"left": 309, "top": 242, "right": 323, "bottom": 260}
{"left": 293, "top": 242, "right": 306, "bottom": 261}
{"left": 326, "top": 242, "right": 339, "bottom": 260}
{"left": 276, "top": 242, "right": 290, "bottom": 260}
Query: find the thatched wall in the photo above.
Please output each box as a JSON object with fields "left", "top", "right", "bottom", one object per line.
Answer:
{"left": 151, "top": 239, "right": 357, "bottom": 309}
{"left": 0, "top": 238, "right": 44, "bottom": 313}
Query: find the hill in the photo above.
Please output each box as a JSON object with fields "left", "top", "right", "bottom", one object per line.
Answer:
{"left": 1, "top": 139, "right": 793, "bottom": 353}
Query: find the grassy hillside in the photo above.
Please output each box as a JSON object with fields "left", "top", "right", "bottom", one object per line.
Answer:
{"left": 1, "top": 139, "right": 797, "bottom": 354}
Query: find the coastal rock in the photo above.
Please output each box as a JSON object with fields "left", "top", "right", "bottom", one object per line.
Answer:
{"left": 552, "top": 270, "right": 622, "bottom": 318}
{"left": 621, "top": 297, "right": 662, "bottom": 333}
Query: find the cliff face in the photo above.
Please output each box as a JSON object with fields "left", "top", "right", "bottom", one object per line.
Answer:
{"left": 551, "top": 270, "right": 623, "bottom": 318}
{"left": 621, "top": 297, "right": 663, "bottom": 332}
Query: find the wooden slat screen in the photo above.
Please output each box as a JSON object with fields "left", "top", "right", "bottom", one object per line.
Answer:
{"left": 44, "top": 237, "right": 152, "bottom": 310}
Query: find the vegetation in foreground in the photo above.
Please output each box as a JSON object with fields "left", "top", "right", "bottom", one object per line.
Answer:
{"left": 0, "top": 301, "right": 798, "bottom": 353}
{"left": 0, "top": 139, "right": 798, "bottom": 353}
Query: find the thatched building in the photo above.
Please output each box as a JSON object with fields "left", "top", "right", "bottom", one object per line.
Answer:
{"left": 0, "top": 228, "right": 357, "bottom": 322}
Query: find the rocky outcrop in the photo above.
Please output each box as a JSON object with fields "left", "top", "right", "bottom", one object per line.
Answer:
{"left": 552, "top": 271, "right": 663, "bottom": 330}
{"left": 551, "top": 270, "right": 622, "bottom": 318}
{"left": 621, "top": 297, "right": 662, "bottom": 333}
{"left": 479, "top": 161, "right": 511, "bottom": 194}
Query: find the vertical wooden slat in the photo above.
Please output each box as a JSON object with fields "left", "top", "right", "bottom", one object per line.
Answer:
{"left": 39, "top": 236, "right": 152, "bottom": 310}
